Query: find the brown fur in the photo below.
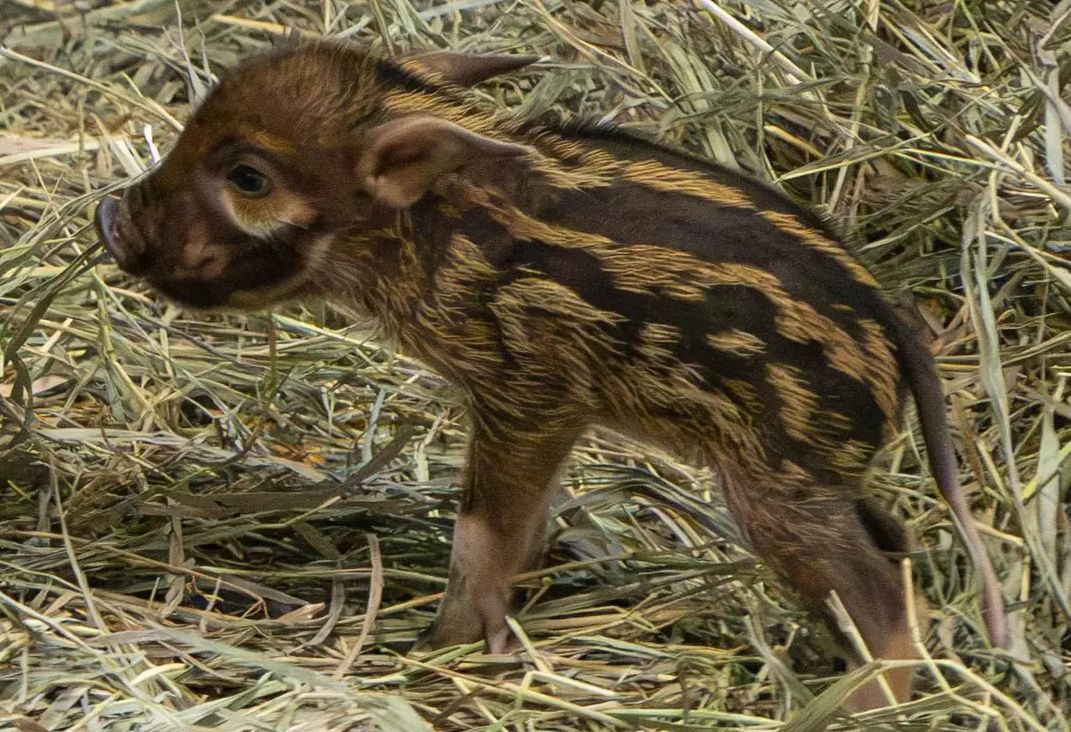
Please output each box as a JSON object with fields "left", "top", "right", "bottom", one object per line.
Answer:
{"left": 93, "top": 41, "right": 1008, "bottom": 711}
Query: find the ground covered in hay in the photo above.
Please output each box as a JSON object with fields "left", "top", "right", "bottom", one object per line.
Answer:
{"left": 1, "top": 1, "right": 1069, "bottom": 730}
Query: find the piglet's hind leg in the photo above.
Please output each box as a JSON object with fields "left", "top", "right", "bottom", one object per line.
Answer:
{"left": 726, "top": 479, "right": 919, "bottom": 711}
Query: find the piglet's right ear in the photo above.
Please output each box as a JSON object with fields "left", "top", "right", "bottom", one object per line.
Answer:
{"left": 397, "top": 51, "right": 539, "bottom": 87}
{"left": 357, "top": 116, "right": 531, "bottom": 209}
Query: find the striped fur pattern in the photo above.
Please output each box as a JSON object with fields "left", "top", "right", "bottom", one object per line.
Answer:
{"left": 94, "top": 41, "right": 1007, "bottom": 711}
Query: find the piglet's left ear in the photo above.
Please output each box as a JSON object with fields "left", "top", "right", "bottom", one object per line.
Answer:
{"left": 357, "top": 116, "right": 531, "bottom": 208}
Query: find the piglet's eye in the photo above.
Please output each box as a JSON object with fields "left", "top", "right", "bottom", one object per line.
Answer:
{"left": 226, "top": 164, "right": 271, "bottom": 197}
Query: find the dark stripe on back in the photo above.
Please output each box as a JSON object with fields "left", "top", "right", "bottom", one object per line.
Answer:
{"left": 531, "top": 178, "right": 895, "bottom": 343}
{"left": 535, "top": 119, "right": 851, "bottom": 246}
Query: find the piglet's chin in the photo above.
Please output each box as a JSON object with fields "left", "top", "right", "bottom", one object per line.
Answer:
{"left": 147, "top": 278, "right": 235, "bottom": 311}
{"left": 148, "top": 273, "right": 311, "bottom": 313}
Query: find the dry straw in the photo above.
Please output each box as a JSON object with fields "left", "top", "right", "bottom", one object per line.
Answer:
{"left": 1, "top": 1, "right": 1068, "bottom": 730}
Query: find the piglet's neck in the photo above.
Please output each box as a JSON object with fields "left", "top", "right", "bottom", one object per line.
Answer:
{"left": 334, "top": 148, "right": 558, "bottom": 343}
{"left": 408, "top": 149, "right": 558, "bottom": 262}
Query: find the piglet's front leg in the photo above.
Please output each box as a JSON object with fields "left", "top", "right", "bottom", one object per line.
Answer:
{"left": 415, "top": 418, "right": 582, "bottom": 653}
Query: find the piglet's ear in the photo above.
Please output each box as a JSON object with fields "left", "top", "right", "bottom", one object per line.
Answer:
{"left": 398, "top": 50, "right": 539, "bottom": 87}
{"left": 357, "top": 116, "right": 531, "bottom": 208}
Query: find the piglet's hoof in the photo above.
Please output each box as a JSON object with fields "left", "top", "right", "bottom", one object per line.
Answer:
{"left": 408, "top": 630, "right": 436, "bottom": 655}
{"left": 410, "top": 619, "right": 480, "bottom": 654}
{"left": 411, "top": 618, "right": 520, "bottom": 655}
{"left": 485, "top": 622, "right": 520, "bottom": 654}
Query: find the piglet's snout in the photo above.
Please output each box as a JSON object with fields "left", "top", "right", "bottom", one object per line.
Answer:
{"left": 95, "top": 195, "right": 149, "bottom": 275}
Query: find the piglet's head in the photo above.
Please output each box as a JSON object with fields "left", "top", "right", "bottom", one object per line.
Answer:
{"left": 94, "top": 43, "right": 535, "bottom": 310}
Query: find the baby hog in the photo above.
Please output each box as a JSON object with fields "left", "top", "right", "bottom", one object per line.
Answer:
{"left": 94, "top": 41, "right": 1008, "bottom": 711}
